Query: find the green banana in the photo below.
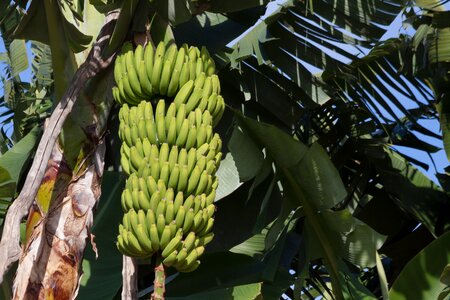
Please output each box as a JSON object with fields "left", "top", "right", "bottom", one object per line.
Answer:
{"left": 167, "top": 117, "right": 177, "bottom": 145}
{"left": 144, "top": 43, "right": 154, "bottom": 82}
{"left": 194, "top": 72, "right": 206, "bottom": 89}
{"left": 183, "top": 208, "right": 195, "bottom": 232}
{"left": 168, "top": 145, "right": 179, "bottom": 170}
{"left": 178, "top": 148, "right": 188, "bottom": 166}
{"left": 156, "top": 213, "right": 166, "bottom": 236}
{"left": 188, "top": 46, "right": 198, "bottom": 62}
{"left": 114, "top": 55, "right": 123, "bottom": 84}
{"left": 176, "top": 119, "right": 189, "bottom": 147}
{"left": 168, "top": 163, "right": 180, "bottom": 189}
{"left": 135, "top": 223, "right": 154, "bottom": 253}
{"left": 174, "top": 191, "right": 184, "bottom": 212}
{"left": 206, "top": 58, "right": 215, "bottom": 76}
{"left": 185, "top": 88, "right": 203, "bottom": 114}
{"left": 125, "top": 50, "right": 144, "bottom": 98}
{"left": 156, "top": 198, "right": 167, "bottom": 218}
{"left": 165, "top": 102, "right": 176, "bottom": 128}
{"left": 195, "top": 58, "right": 204, "bottom": 77}
{"left": 196, "top": 124, "right": 207, "bottom": 148}
{"left": 161, "top": 234, "right": 182, "bottom": 258}
{"left": 162, "top": 250, "right": 178, "bottom": 267}
{"left": 185, "top": 125, "right": 197, "bottom": 150}
{"left": 165, "top": 200, "right": 175, "bottom": 224}
{"left": 167, "top": 68, "right": 180, "bottom": 97}
{"left": 121, "top": 155, "right": 131, "bottom": 175}
{"left": 178, "top": 61, "right": 190, "bottom": 88}
{"left": 149, "top": 190, "right": 161, "bottom": 212}
{"left": 197, "top": 232, "right": 214, "bottom": 246}
{"left": 183, "top": 232, "right": 196, "bottom": 253}
{"left": 134, "top": 44, "right": 144, "bottom": 68}
{"left": 138, "top": 190, "right": 150, "bottom": 210}
{"left": 177, "top": 165, "right": 189, "bottom": 192}
{"left": 183, "top": 195, "right": 194, "bottom": 211}
{"left": 138, "top": 60, "right": 153, "bottom": 96}
{"left": 150, "top": 42, "right": 166, "bottom": 95}
{"left": 159, "top": 58, "right": 173, "bottom": 95}
{"left": 176, "top": 247, "right": 188, "bottom": 265}
{"left": 178, "top": 260, "right": 200, "bottom": 273}
{"left": 175, "top": 104, "right": 186, "bottom": 133}
{"left": 175, "top": 205, "right": 186, "bottom": 229}
{"left": 174, "top": 80, "right": 195, "bottom": 107}
{"left": 160, "top": 225, "right": 172, "bottom": 249}
{"left": 159, "top": 143, "right": 169, "bottom": 164}
{"left": 189, "top": 60, "right": 197, "bottom": 81}
{"left": 159, "top": 162, "right": 170, "bottom": 187}
{"left": 149, "top": 223, "right": 160, "bottom": 251}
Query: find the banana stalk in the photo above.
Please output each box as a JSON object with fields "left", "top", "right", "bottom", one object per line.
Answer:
{"left": 151, "top": 259, "right": 166, "bottom": 300}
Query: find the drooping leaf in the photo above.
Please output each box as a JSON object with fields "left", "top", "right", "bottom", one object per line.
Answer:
{"left": 228, "top": 126, "right": 264, "bottom": 182}
{"left": 31, "top": 41, "right": 53, "bottom": 88}
{"left": 295, "top": 143, "right": 347, "bottom": 210}
{"left": 13, "top": 0, "right": 50, "bottom": 44}
{"left": 104, "top": 0, "right": 139, "bottom": 57}
{"left": 215, "top": 153, "right": 242, "bottom": 201}
{"left": 149, "top": 13, "right": 176, "bottom": 45}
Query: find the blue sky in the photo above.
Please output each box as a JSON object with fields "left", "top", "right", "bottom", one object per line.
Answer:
{"left": 0, "top": 5, "right": 448, "bottom": 185}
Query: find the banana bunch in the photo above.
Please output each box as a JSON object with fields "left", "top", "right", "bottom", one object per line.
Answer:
{"left": 112, "top": 41, "right": 216, "bottom": 106}
{"left": 114, "top": 41, "right": 225, "bottom": 273}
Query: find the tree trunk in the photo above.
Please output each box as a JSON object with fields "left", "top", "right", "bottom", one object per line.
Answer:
{"left": 13, "top": 143, "right": 105, "bottom": 299}
{"left": 0, "top": 11, "right": 121, "bottom": 299}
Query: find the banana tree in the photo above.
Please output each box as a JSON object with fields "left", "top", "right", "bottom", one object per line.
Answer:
{"left": 0, "top": 1, "right": 118, "bottom": 298}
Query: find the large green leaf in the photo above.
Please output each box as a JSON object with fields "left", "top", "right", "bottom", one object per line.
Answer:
{"left": 389, "top": 231, "right": 450, "bottom": 300}
{"left": 295, "top": 143, "right": 347, "bottom": 209}
{"left": 0, "top": 126, "right": 41, "bottom": 224}
{"left": 235, "top": 114, "right": 384, "bottom": 299}
{"left": 30, "top": 41, "right": 53, "bottom": 88}
{"left": 77, "top": 171, "right": 124, "bottom": 300}
{"left": 9, "top": 39, "right": 28, "bottom": 78}
{"left": 149, "top": 13, "right": 176, "bottom": 47}
{"left": 235, "top": 112, "right": 307, "bottom": 168}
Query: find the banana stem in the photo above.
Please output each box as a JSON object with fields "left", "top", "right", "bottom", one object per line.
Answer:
{"left": 151, "top": 258, "right": 165, "bottom": 300}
